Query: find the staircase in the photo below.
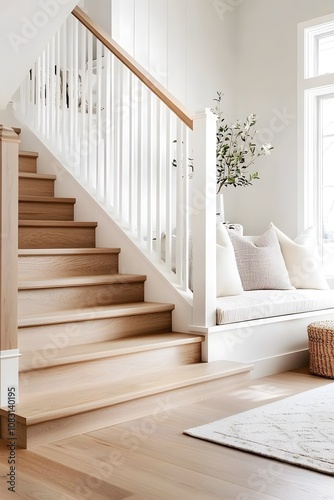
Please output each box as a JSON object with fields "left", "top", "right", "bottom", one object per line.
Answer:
{"left": 0, "top": 136, "right": 253, "bottom": 449}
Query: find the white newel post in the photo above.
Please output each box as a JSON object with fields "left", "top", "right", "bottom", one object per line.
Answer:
{"left": 191, "top": 109, "right": 217, "bottom": 328}
{"left": 0, "top": 126, "right": 20, "bottom": 408}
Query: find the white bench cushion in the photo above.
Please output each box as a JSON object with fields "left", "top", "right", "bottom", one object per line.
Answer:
{"left": 216, "top": 289, "right": 334, "bottom": 325}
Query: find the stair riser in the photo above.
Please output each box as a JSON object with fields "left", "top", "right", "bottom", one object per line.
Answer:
{"left": 19, "top": 177, "right": 55, "bottom": 196}
{"left": 19, "top": 201, "right": 75, "bottom": 221}
{"left": 19, "top": 312, "right": 173, "bottom": 352}
{"left": 18, "top": 282, "right": 145, "bottom": 315}
{"left": 19, "top": 344, "right": 202, "bottom": 394}
{"left": 18, "top": 253, "right": 119, "bottom": 280}
{"left": 19, "top": 157, "right": 37, "bottom": 173}
{"left": 19, "top": 226, "right": 96, "bottom": 248}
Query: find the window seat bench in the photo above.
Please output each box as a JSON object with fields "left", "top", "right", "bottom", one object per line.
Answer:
{"left": 192, "top": 289, "right": 334, "bottom": 379}
{"left": 216, "top": 289, "right": 334, "bottom": 325}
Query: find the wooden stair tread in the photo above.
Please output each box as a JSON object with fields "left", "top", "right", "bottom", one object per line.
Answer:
{"left": 19, "top": 150, "right": 39, "bottom": 158}
{"left": 18, "top": 302, "right": 175, "bottom": 327}
{"left": 18, "top": 247, "right": 121, "bottom": 256}
{"left": 18, "top": 273, "right": 146, "bottom": 290}
{"left": 20, "top": 333, "right": 204, "bottom": 370}
{"left": 19, "top": 220, "right": 97, "bottom": 227}
{"left": 7, "top": 361, "right": 253, "bottom": 425}
{"left": 19, "top": 172, "right": 56, "bottom": 180}
{"left": 19, "top": 195, "right": 76, "bottom": 204}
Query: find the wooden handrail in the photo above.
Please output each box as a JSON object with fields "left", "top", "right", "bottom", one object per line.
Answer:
{"left": 72, "top": 6, "right": 193, "bottom": 130}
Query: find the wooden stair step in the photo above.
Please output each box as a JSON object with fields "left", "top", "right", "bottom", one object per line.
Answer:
{"left": 19, "top": 333, "right": 204, "bottom": 371}
{"left": 18, "top": 274, "right": 147, "bottom": 314}
{"left": 18, "top": 248, "right": 121, "bottom": 279}
{"left": 18, "top": 301, "right": 174, "bottom": 328}
{"left": 19, "top": 150, "right": 39, "bottom": 173}
{"left": 18, "top": 273, "right": 146, "bottom": 289}
{"left": 0, "top": 360, "right": 253, "bottom": 447}
{"left": 19, "top": 195, "right": 76, "bottom": 221}
{"left": 19, "top": 172, "right": 56, "bottom": 196}
{"left": 18, "top": 302, "right": 175, "bottom": 351}
{"left": 16, "top": 360, "right": 253, "bottom": 421}
{"left": 19, "top": 334, "right": 203, "bottom": 393}
{"left": 19, "top": 220, "right": 97, "bottom": 249}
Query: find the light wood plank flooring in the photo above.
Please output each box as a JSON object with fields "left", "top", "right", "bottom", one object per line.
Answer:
{"left": 1, "top": 368, "right": 333, "bottom": 499}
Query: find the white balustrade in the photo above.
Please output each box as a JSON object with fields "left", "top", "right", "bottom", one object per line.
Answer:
{"left": 17, "top": 8, "right": 217, "bottom": 326}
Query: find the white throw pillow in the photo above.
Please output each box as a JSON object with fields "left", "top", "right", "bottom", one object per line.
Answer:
{"left": 269, "top": 223, "right": 329, "bottom": 289}
{"left": 228, "top": 227, "right": 293, "bottom": 291}
{"left": 216, "top": 223, "right": 243, "bottom": 297}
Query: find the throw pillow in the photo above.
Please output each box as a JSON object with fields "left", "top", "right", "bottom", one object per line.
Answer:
{"left": 216, "top": 222, "right": 243, "bottom": 297}
{"left": 270, "top": 223, "right": 329, "bottom": 289}
{"left": 228, "top": 227, "right": 293, "bottom": 291}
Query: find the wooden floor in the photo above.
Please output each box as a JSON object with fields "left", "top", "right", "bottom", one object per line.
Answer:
{"left": 1, "top": 368, "right": 334, "bottom": 499}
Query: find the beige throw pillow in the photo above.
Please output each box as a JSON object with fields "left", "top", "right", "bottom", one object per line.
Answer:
{"left": 216, "top": 223, "right": 243, "bottom": 297}
{"left": 270, "top": 223, "right": 329, "bottom": 289}
{"left": 228, "top": 227, "right": 293, "bottom": 291}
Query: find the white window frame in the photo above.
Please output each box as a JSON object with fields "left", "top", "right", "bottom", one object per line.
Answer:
{"left": 298, "top": 12, "right": 334, "bottom": 284}
{"left": 304, "top": 20, "right": 334, "bottom": 79}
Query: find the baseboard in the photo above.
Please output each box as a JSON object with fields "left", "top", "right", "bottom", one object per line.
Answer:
{"left": 250, "top": 349, "right": 309, "bottom": 379}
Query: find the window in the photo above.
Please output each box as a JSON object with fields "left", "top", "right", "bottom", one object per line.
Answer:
{"left": 299, "top": 14, "right": 334, "bottom": 279}
{"left": 304, "top": 19, "right": 334, "bottom": 78}
{"left": 318, "top": 34, "right": 334, "bottom": 76}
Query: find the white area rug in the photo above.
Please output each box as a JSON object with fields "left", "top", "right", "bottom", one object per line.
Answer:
{"left": 184, "top": 383, "right": 334, "bottom": 475}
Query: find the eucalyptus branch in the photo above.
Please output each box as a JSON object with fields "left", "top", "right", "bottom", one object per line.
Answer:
{"left": 212, "top": 92, "right": 273, "bottom": 192}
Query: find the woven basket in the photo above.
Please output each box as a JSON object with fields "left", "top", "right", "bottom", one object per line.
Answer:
{"left": 308, "top": 321, "right": 334, "bottom": 379}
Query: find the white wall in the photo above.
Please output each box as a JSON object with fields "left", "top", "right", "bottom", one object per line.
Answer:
{"left": 83, "top": 0, "right": 111, "bottom": 33}
{"left": 223, "top": 0, "right": 334, "bottom": 237}
{"left": 0, "top": 0, "right": 78, "bottom": 110}
{"left": 83, "top": 0, "right": 334, "bottom": 239}
{"left": 84, "top": 0, "right": 237, "bottom": 116}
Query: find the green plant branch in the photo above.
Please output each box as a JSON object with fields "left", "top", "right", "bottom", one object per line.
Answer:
{"left": 213, "top": 92, "right": 273, "bottom": 192}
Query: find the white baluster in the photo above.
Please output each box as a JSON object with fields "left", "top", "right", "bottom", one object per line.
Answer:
{"left": 61, "top": 23, "right": 68, "bottom": 158}
{"left": 105, "top": 50, "right": 112, "bottom": 210}
{"left": 80, "top": 23, "right": 87, "bottom": 182}
{"left": 136, "top": 83, "right": 143, "bottom": 243}
{"left": 72, "top": 18, "right": 79, "bottom": 172}
{"left": 50, "top": 35, "right": 56, "bottom": 144}
{"left": 96, "top": 42, "right": 103, "bottom": 199}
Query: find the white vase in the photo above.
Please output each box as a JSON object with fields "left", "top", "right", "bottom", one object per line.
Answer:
{"left": 216, "top": 193, "right": 225, "bottom": 223}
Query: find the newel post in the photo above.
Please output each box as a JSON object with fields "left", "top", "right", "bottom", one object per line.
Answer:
{"left": 191, "top": 109, "right": 217, "bottom": 328}
{"left": 0, "top": 126, "right": 20, "bottom": 407}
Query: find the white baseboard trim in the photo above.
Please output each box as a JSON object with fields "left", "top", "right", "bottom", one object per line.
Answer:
{"left": 250, "top": 349, "right": 309, "bottom": 379}
{"left": 0, "top": 349, "right": 20, "bottom": 407}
